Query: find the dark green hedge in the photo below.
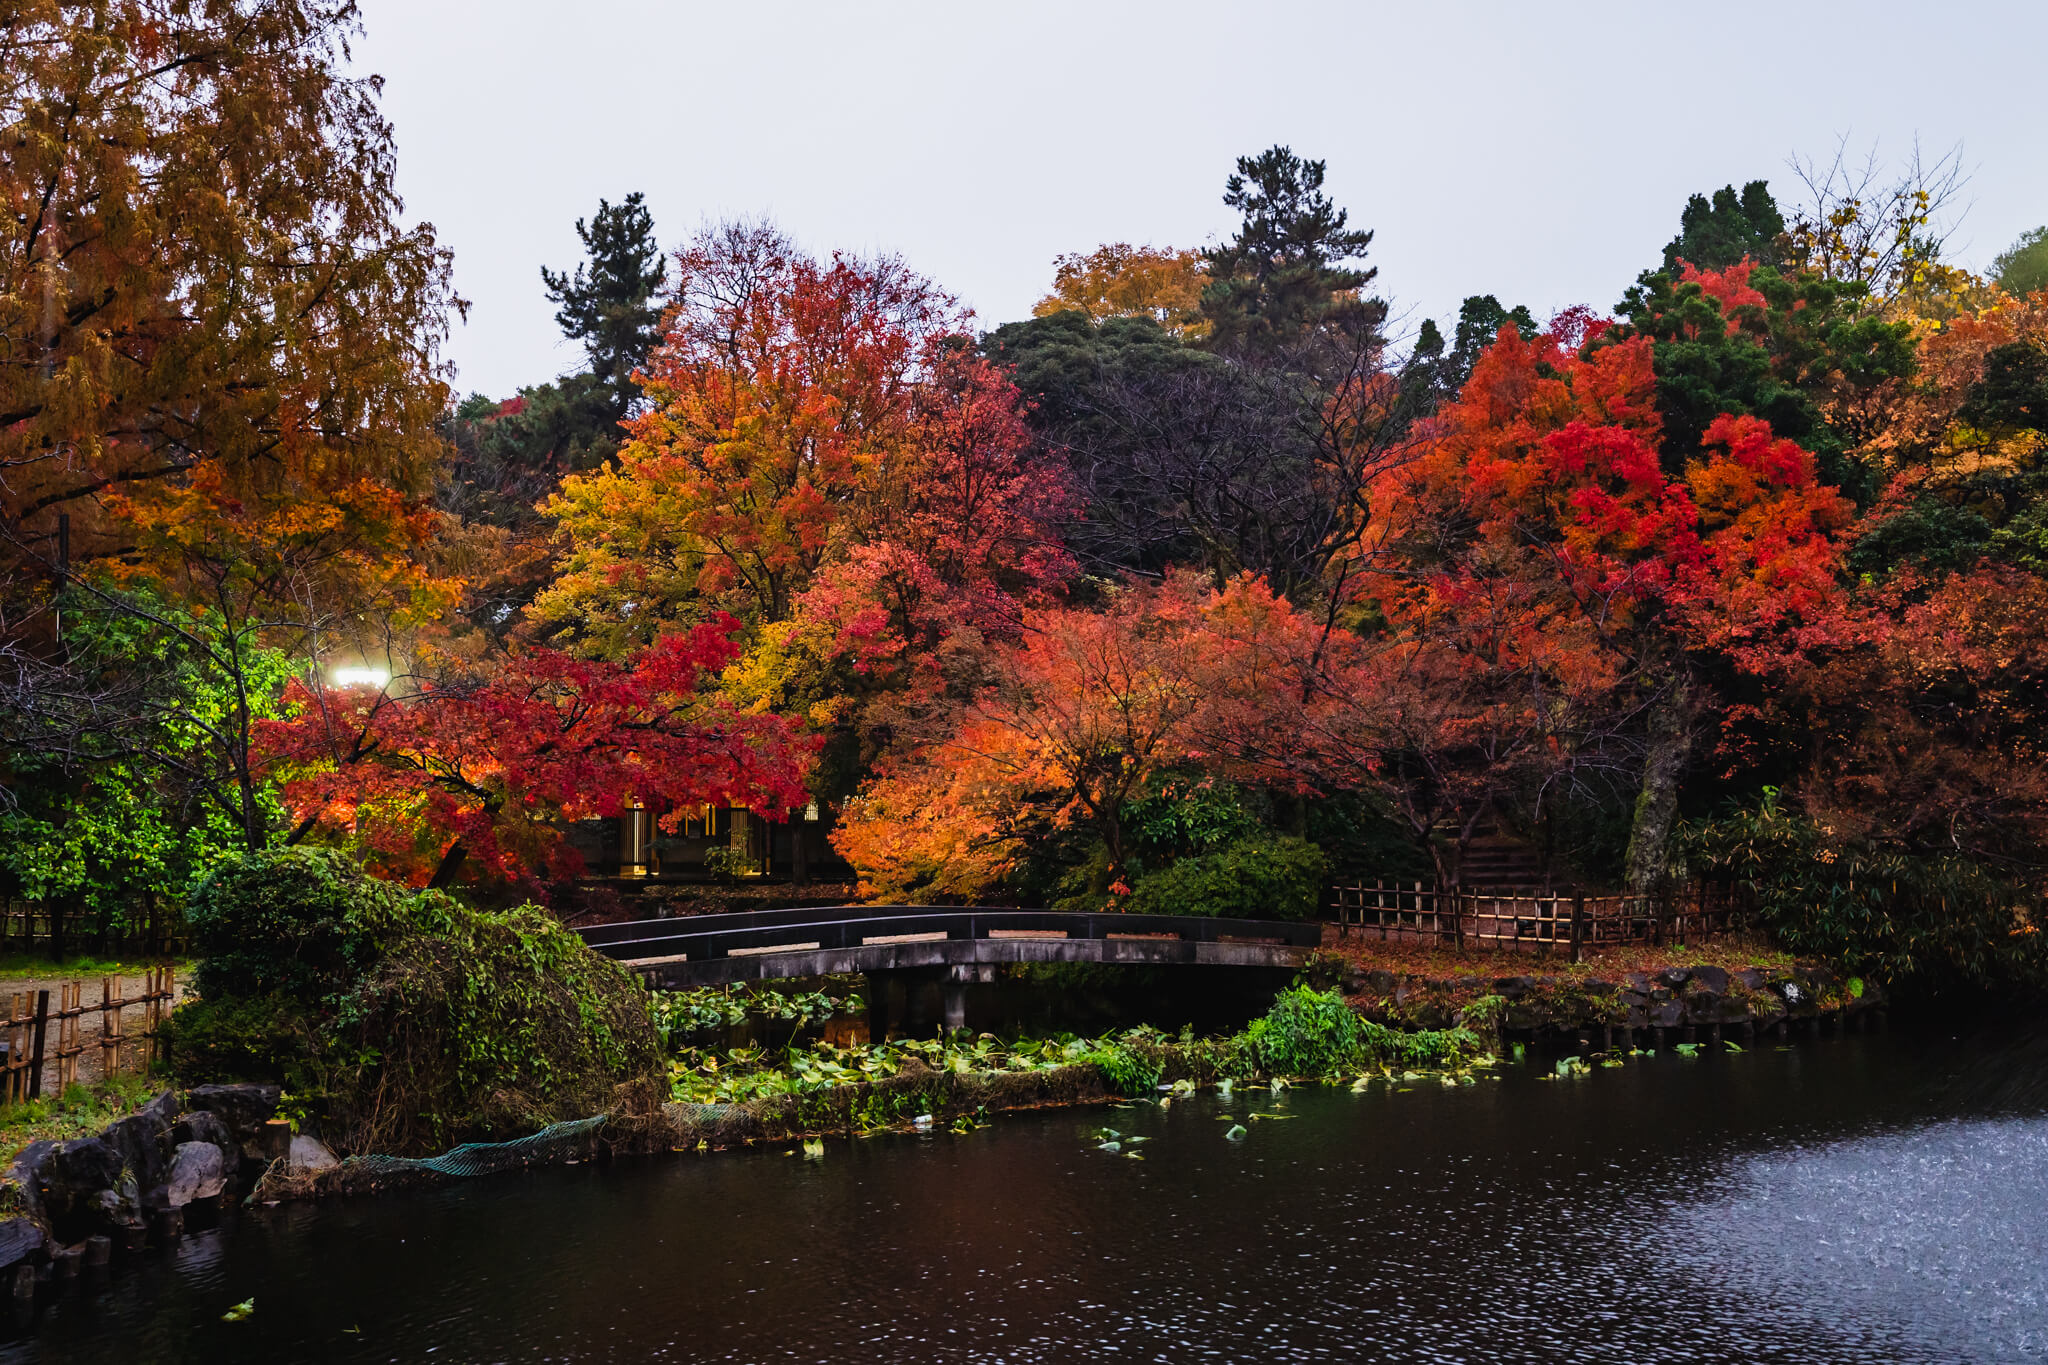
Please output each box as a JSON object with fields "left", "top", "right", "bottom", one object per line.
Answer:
{"left": 1125, "top": 836, "right": 1326, "bottom": 920}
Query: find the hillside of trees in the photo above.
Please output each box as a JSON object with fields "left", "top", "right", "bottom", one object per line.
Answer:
{"left": 6, "top": 3, "right": 2048, "bottom": 993}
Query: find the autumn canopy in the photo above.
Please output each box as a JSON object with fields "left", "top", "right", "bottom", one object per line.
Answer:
{"left": 5, "top": 11, "right": 2047, "bottom": 990}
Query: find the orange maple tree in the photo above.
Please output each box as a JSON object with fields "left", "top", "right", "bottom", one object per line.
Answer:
{"left": 832, "top": 574, "right": 1318, "bottom": 901}
{"left": 537, "top": 222, "right": 1074, "bottom": 659}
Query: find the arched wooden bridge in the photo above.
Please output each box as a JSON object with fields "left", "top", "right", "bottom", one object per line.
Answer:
{"left": 578, "top": 904, "right": 1321, "bottom": 990}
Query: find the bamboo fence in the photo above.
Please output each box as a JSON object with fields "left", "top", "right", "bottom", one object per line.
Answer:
{"left": 0, "top": 967, "right": 179, "bottom": 1102}
{"left": 1327, "top": 880, "right": 1752, "bottom": 960}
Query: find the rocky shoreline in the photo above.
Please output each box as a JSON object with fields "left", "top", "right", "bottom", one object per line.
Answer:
{"left": 1343, "top": 960, "right": 1887, "bottom": 1047}
{"left": 0, "top": 1083, "right": 299, "bottom": 1306}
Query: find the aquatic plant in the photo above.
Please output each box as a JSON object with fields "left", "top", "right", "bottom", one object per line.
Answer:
{"left": 1244, "top": 985, "right": 1365, "bottom": 1075}
{"left": 650, "top": 981, "right": 863, "bottom": 1048}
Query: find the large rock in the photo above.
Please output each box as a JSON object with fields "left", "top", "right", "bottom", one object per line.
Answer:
{"left": 1, "top": 1140, "right": 59, "bottom": 1229}
{"left": 14, "top": 1138, "right": 141, "bottom": 1240}
{"left": 1658, "top": 967, "right": 1691, "bottom": 989}
{"left": 1690, "top": 965, "right": 1730, "bottom": 995}
{"left": 165, "top": 1143, "right": 226, "bottom": 1208}
{"left": 44, "top": 1139, "right": 124, "bottom": 1216}
{"left": 288, "top": 1135, "right": 339, "bottom": 1173}
{"left": 185, "top": 1084, "right": 283, "bottom": 1159}
{"left": 0, "top": 1218, "right": 42, "bottom": 1270}
{"left": 171, "top": 1111, "right": 242, "bottom": 1177}
{"left": 100, "top": 1091, "right": 180, "bottom": 1204}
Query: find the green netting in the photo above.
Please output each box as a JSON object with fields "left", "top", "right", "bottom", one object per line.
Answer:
{"left": 668, "top": 1102, "right": 735, "bottom": 1123}
{"left": 344, "top": 1115, "right": 608, "bottom": 1180}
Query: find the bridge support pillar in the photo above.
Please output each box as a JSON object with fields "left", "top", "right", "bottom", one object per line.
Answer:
{"left": 865, "top": 971, "right": 919, "bottom": 1044}
{"left": 866, "top": 964, "right": 995, "bottom": 1040}
{"left": 942, "top": 964, "right": 995, "bottom": 1036}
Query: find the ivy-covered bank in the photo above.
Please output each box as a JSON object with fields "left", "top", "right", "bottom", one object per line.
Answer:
{"left": 159, "top": 850, "right": 663, "bottom": 1156}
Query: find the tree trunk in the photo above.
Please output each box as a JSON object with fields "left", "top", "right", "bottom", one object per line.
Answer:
{"left": 427, "top": 840, "right": 469, "bottom": 890}
{"left": 1625, "top": 677, "right": 1695, "bottom": 895}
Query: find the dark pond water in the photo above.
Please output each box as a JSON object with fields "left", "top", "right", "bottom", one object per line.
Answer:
{"left": 10, "top": 1023, "right": 2048, "bottom": 1363}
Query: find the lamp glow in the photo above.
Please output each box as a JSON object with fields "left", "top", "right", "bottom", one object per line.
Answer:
{"left": 333, "top": 666, "right": 391, "bottom": 689}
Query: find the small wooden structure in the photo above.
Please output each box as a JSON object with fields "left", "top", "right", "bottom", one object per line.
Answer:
{"left": 1327, "top": 880, "right": 1752, "bottom": 961}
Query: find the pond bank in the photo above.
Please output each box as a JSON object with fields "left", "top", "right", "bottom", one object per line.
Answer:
{"left": 1323, "top": 940, "right": 1887, "bottom": 1045}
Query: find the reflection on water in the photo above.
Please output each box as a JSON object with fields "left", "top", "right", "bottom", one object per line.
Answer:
{"left": 8, "top": 1026, "right": 2047, "bottom": 1363}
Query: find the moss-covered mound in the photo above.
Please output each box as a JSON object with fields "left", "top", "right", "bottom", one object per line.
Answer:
{"left": 162, "top": 849, "right": 662, "bottom": 1155}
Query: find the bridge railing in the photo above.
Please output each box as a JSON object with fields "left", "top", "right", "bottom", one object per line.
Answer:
{"left": 577, "top": 904, "right": 1322, "bottom": 963}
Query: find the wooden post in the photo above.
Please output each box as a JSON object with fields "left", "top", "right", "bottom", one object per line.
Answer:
{"left": 27, "top": 991, "right": 47, "bottom": 1101}
{"left": 100, "top": 977, "right": 122, "bottom": 1079}
{"left": 1570, "top": 893, "right": 1586, "bottom": 965}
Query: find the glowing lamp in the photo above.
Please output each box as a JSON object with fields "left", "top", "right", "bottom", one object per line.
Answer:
{"left": 333, "top": 665, "right": 391, "bottom": 689}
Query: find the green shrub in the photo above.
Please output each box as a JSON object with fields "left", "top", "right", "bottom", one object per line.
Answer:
{"left": 186, "top": 847, "right": 412, "bottom": 1002}
{"left": 1127, "top": 775, "right": 1263, "bottom": 861}
{"left": 1125, "top": 836, "right": 1326, "bottom": 920}
{"left": 1243, "top": 986, "right": 1362, "bottom": 1076}
{"left": 153, "top": 994, "right": 312, "bottom": 1086}
{"left": 1090, "top": 1041, "right": 1164, "bottom": 1097}
{"left": 1678, "top": 795, "right": 2048, "bottom": 994}
{"left": 169, "top": 850, "right": 663, "bottom": 1154}
{"left": 1358, "top": 1019, "right": 1481, "bottom": 1069}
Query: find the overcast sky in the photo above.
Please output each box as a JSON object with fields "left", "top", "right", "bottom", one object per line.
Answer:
{"left": 351, "top": 0, "right": 2048, "bottom": 401}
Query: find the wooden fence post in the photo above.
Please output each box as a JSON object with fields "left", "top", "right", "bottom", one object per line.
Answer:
{"left": 27, "top": 991, "right": 47, "bottom": 1101}
{"left": 99, "top": 977, "right": 121, "bottom": 1079}
{"left": 1570, "top": 892, "right": 1586, "bottom": 965}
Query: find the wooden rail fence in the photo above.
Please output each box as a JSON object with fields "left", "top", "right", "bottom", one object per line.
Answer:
{"left": 1, "top": 967, "right": 179, "bottom": 1103}
{"left": 1328, "top": 880, "right": 1752, "bottom": 961}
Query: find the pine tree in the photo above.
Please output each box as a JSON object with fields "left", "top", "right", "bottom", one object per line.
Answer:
{"left": 540, "top": 192, "right": 668, "bottom": 417}
{"left": 1199, "top": 147, "right": 1380, "bottom": 354}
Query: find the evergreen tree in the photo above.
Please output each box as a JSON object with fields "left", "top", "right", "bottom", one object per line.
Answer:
{"left": 1402, "top": 297, "right": 1537, "bottom": 411}
{"left": 1993, "top": 226, "right": 2048, "bottom": 299}
{"left": 1199, "top": 146, "right": 1380, "bottom": 354}
{"left": 1447, "top": 295, "right": 1537, "bottom": 391}
{"left": 1661, "top": 180, "right": 1787, "bottom": 271}
{"left": 540, "top": 192, "right": 668, "bottom": 417}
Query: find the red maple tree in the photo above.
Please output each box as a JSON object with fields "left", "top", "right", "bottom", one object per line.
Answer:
{"left": 258, "top": 621, "right": 814, "bottom": 889}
